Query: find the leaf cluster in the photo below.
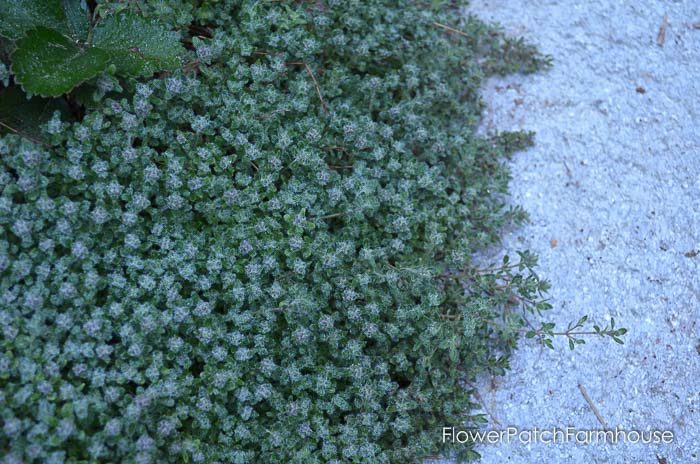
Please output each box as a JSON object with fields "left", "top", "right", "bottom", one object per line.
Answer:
{"left": 0, "top": 0, "right": 184, "bottom": 96}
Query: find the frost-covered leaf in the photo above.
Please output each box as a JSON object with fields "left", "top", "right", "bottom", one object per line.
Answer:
{"left": 92, "top": 13, "right": 183, "bottom": 77}
{"left": 11, "top": 27, "right": 109, "bottom": 96}
{"left": 0, "top": 0, "right": 64, "bottom": 40}
{"left": 0, "top": 0, "right": 89, "bottom": 40}
{"left": 61, "top": 0, "right": 91, "bottom": 41}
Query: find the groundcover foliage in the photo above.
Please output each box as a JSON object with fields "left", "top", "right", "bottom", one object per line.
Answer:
{"left": 0, "top": 1, "right": 553, "bottom": 462}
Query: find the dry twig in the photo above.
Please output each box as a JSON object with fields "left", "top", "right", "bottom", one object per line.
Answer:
{"left": 0, "top": 121, "right": 47, "bottom": 147}
{"left": 467, "top": 382, "right": 501, "bottom": 426}
{"left": 288, "top": 61, "right": 327, "bottom": 111}
{"left": 657, "top": 14, "right": 669, "bottom": 47}
{"left": 433, "top": 21, "right": 470, "bottom": 38}
{"left": 578, "top": 383, "right": 609, "bottom": 429}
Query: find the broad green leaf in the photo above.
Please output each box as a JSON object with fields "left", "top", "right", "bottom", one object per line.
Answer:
{"left": 11, "top": 27, "right": 109, "bottom": 97}
{"left": 0, "top": 85, "right": 71, "bottom": 142}
{"left": 0, "top": 0, "right": 64, "bottom": 40}
{"left": 0, "top": 0, "right": 88, "bottom": 40}
{"left": 92, "top": 13, "right": 183, "bottom": 77}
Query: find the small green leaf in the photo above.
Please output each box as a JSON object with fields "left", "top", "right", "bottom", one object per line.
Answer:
{"left": 11, "top": 27, "right": 110, "bottom": 97}
{"left": 537, "top": 301, "right": 553, "bottom": 311}
{"left": 449, "top": 346, "right": 458, "bottom": 363}
{"left": 568, "top": 339, "right": 575, "bottom": 350}
{"left": 59, "top": 402, "right": 74, "bottom": 418}
{"left": 463, "top": 449, "right": 481, "bottom": 461}
{"left": 92, "top": 13, "right": 183, "bottom": 77}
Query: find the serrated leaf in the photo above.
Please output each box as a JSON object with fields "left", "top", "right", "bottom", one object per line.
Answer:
{"left": 11, "top": 27, "right": 109, "bottom": 97}
{"left": 0, "top": 0, "right": 64, "bottom": 40}
{"left": 92, "top": 13, "right": 183, "bottom": 77}
{"left": 0, "top": 0, "right": 88, "bottom": 41}
{"left": 61, "top": 0, "right": 90, "bottom": 41}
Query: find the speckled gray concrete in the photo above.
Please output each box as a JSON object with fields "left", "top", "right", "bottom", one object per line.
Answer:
{"left": 442, "top": 1, "right": 700, "bottom": 463}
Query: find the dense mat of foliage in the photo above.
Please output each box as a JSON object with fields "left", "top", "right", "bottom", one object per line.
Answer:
{"left": 0, "top": 1, "right": 550, "bottom": 462}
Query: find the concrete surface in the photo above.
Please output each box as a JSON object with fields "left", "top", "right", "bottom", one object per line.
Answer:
{"left": 444, "top": 1, "right": 700, "bottom": 462}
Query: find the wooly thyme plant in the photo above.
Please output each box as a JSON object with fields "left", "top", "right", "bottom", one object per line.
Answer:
{"left": 0, "top": 1, "right": 626, "bottom": 463}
